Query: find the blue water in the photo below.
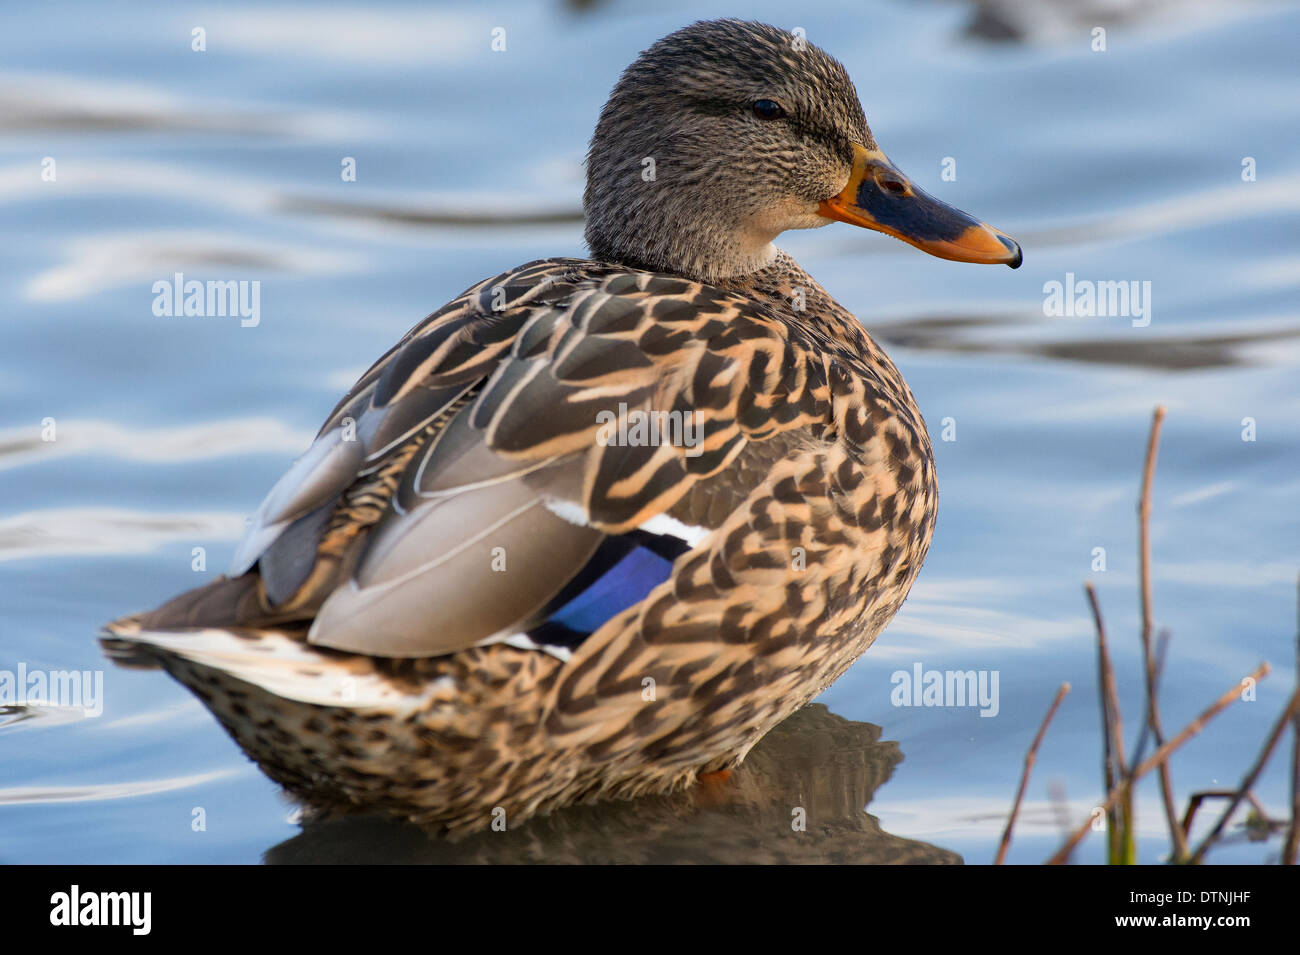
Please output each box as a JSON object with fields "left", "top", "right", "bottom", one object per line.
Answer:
{"left": 2, "top": 0, "right": 1298, "bottom": 863}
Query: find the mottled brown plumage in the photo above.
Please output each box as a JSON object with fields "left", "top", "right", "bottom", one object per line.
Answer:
{"left": 102, "top": 18, "right": 1019, "bottom": 835}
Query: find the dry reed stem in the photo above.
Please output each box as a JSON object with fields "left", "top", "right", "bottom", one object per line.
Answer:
{"left": 1189, "top": 685, "right": 1300, "bottom": 863}
{"left": 1085, "top": 582, "right": 1128, "bottom": 858}
{"left": 1045, "top": 663, "right": 1270, "bottom": 865}
{"left": 1284, "top": 576, "right": 1300, "bottom": 866}
{"left": 996, "top": 682, "right": 1071, "bottom": 864}
{"left": 1135, "top": 406, "right": 1185, "bottom": 860}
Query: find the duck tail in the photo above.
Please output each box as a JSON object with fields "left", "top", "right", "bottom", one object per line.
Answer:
{"left": 100, "top": 572, "right": 297, "bottom": 671}
{"left": 98, "top": 620, "right": 445, "bottom": 712}
{"left": 98, "top": 615, "right": 166, "bottom": 669}
{"left": 100, "top": 571, "right": 321, "bottom": 667}
{"left": 121, "top": 573, "right": 270, "bottom": 631}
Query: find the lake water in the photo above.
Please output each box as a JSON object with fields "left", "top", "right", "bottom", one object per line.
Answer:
{"left": 3, "top": 0, "right": 1298, "bottom": 864}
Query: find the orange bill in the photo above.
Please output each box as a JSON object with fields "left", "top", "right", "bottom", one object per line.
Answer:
{"left": 819, "top": 143, "right": 1022, "bottom": 268}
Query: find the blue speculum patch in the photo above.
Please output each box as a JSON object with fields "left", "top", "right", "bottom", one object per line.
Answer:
{"left": 549, "top": 546, "right": 674, "bottom": 633}
{"left": 528, "top": 537, "right": 681, "bottom": 649}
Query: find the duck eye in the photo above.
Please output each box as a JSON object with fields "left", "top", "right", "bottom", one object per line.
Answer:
{"left": 752, "top": 99, "right": 785, "bottom": 121}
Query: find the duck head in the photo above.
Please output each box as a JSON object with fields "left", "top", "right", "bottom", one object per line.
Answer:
{"left": 584, "top": 19, "right": 1021, "bottom": 282}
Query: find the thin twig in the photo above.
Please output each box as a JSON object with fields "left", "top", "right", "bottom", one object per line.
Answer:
{"left": 1137, "top": 407, "right": 1165, "bottom": 647}
{"left": 1045, "top": 663, "right": 1270, "bottom": 865}
{"left": 996, "top": 682, "right": 1071, "bottom": 864}
{"left": 1085, "top": 582, "right": 1129, "bottom": 860}
{"left": 1134, "top": 406, "right": 1185, "bottom": 860}
{"left": 1131, "top": 628, "right": 1171, "bottom": 767}
{"left": 1189, "top": 685, "right": 1300, "bottom": 864}
{"left": 1086, "top": 585, "right": 1126, "bottom": 776}
{"left": 1182, "top": 789, "right": 1273, "bottom": 835}
{"left": 1284, "top": 576, "right": 1300, "bottom": 866}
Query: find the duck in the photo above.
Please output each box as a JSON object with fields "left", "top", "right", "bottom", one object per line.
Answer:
{"left": 102, "top": 18, "right": 1021, "bottom": 835}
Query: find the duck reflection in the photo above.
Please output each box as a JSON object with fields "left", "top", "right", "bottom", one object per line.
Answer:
{"left": 265, "top": 704, "right": 959, "bottom": 864}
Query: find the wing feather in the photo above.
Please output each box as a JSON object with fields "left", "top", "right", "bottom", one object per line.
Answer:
{"left": 195, "top": 258, "right": 854, "bottom": 661}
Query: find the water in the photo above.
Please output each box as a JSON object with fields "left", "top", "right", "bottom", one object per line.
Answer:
{"left": 2, "top": 0, "right": 1297, "bottom": 863}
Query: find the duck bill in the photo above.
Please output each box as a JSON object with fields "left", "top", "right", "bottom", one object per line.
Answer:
{"left": 818, "top": 144, "right": 1022, "bottom": 268}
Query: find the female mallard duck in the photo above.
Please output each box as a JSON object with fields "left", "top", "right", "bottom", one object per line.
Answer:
{"left": 104, "top": 19, "right": 1020, "bottom": 834}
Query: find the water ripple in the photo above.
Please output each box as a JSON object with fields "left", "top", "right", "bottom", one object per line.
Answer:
{"left": 0, "top": 704, "right": 92, "bottom": 732}
{"left": 0, "top": 71, "right": 365, "bottom": 137}
{"left": 0, "top": 769, "right": 238, "bottom": 806}
{"left": 0, "top": 418, "right": 312, "bottom": 470}
{"left": 25, "top": 230, "right": 360, "bottom": 303}
{"left": 0, "top": 507, "right": 245, "bottom": 561}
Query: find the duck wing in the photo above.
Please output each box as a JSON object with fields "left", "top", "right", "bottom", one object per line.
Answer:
{"left": 130, "top": 257, "right": 842, "bottom": 661}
